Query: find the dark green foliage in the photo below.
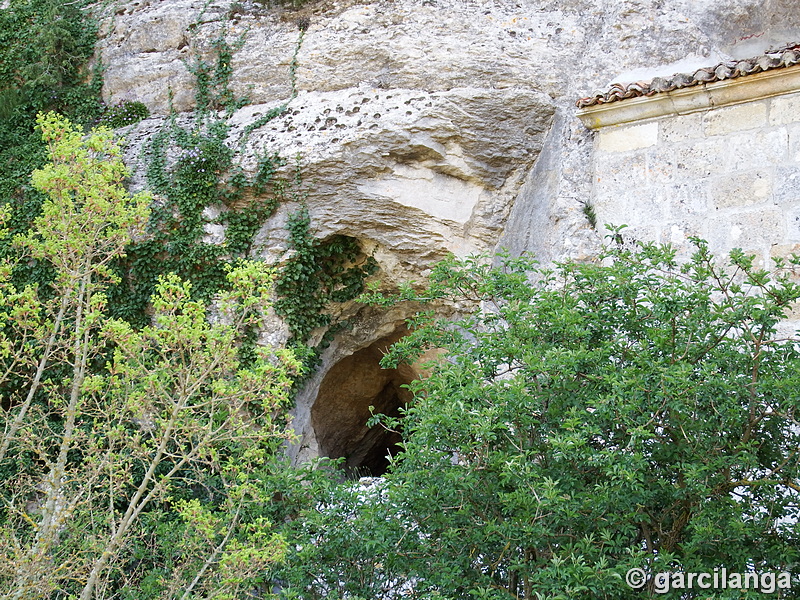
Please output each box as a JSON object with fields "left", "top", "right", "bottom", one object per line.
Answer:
{"left": 185, "top": 32, "right": 249, "bottom": 115}
{"left": 0, "top": 0, "right": 102, "bottom": 286}
{"left": 581, "top": 200, "right": 597, "bottom": 229}
{"left": 109, "top": 111, "right": 289, "bottom": 326}
{"left": 279, "top": 234, "right": 800, "bottom": 599}
{"left": 105, "top": 11, "right": 370, "bottom": 387}
{"left": 0, "top": 0, "right": 102, "bottom": 422}
{"left": 97, "top": 100, "right": 150, "bottom": 129}
{"left": 0, "top": 0, "right": 99, "bottom": 120}
{"left": 108, "top": 22, "right": 292, "bottom": 329}
{"left": 0, "top": 2, "right": 380, "bottom": 597}
{"left": 3, "top": 1, "right": 798, "bottom": 598}
{"left": 274, "top": 205, "right": 378, "bottom": 364}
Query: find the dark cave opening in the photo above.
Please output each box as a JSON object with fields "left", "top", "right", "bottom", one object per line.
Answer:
{"left": 311, "top": 329, "right": 416, "bottom": 477}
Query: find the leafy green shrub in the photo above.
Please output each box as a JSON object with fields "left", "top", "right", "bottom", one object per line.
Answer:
{"left": 282, "top": 233, "right": 800, "bottom": 599}
{"left": 97, "top": 99, "right": 150, "bottom": 128}
{"left": 0, "top": 113, "right": 300, "bottom": 599}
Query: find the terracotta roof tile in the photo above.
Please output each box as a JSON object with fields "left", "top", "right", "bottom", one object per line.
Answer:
{"left": 576, "top": 43, "right": 800, "bottom": 108}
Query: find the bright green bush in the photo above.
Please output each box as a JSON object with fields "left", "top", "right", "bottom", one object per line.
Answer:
{"left": 0, "top": 113, "right": 300, "bottom": 600}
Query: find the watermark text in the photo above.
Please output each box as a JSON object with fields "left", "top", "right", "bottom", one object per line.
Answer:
{"left": 626, "top": 568, "right": 793, "bottom": 594}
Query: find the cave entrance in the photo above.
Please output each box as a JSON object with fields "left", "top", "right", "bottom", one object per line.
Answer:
{"left": 311, "top": 329, "right": 417, "bottom": 477}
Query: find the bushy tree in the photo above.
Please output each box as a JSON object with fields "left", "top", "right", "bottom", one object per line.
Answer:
{"left": 281, "top": 235, "right": 800, "bottom": 599}
{"left": 0, "top": 0, "right": 98, "bottom": 120}
{"left": 0, "top": 114, "right": 299, "bottom": 599}
{"left": 0, "top": 0, "right": 101, "bottom": 275}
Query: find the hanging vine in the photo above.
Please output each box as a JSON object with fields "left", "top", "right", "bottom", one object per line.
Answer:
{"left": 274, "top": 205, "right": 378, "bottom": 372}
{"left": 108, "top": 11, "right": 293, "bottom": 327}
{"left": 110, "top": 5, "right": 378, "bottom": 381}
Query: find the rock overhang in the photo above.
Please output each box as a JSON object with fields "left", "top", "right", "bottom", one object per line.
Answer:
{"left": 227, "top": 84, "right": 556, "bottom": 277}
{"left": 233, "top": 85, "right": 555, "bottom": 191}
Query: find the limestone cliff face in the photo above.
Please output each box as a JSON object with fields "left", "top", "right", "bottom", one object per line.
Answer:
{"left": 100, "top": 0, "right": 800, "bottom": 265}
{"left": 96, "top": 0, "right": 800, "bottom": 468}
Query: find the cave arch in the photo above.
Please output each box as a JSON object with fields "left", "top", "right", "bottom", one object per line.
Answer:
{"left": 311, "top": 329, "right": 417, "bottom": 477}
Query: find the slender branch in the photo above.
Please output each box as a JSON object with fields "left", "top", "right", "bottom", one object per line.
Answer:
{"left": 180, "top": 506, "right": 242, "bottom": 600}
{"left": 0, "top": 292, "right": 70, "bottom": 463}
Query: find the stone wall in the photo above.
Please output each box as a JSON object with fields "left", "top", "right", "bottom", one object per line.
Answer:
{"left": 582, "top": 64, "right": 800, "bottom": 328}
{"left": 586, "top": 68, "right": 800, "bottom": 262}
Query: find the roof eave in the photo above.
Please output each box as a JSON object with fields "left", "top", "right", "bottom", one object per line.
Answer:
{"left": 577, "top": 63, "right": 800, "bottom": 129}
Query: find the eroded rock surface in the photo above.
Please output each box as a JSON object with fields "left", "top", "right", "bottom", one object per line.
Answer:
{"left": 98, "top": 0, "right": 800, "bottom": 467}
{"left": 99, "top": 0, "right": 800, "bottom": 267}
{"left": 232, "top": 85, "right": 555, "bottom": 274}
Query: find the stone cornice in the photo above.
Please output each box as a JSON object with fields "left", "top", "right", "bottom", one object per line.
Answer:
{"left": 577, "top": 64, "right": 800, "bottom": 129}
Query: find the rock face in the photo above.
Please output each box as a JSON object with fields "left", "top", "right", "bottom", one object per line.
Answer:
{"left": 96, "top": 0, "right": 800, "bottom": 469}
{"left": 230, "top": 85, "right": 554, "bottom": 274}
{"left": 101, "top": 0, "right": 800, "bottom": 264}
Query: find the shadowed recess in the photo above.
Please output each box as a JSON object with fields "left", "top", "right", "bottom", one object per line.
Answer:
{"left": 311, "top": 328, "right": 417, "bottom": 477}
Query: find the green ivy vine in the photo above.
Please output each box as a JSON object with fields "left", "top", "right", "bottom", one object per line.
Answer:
{"left": 106, "top": 10, "right": 290, "bottom": 329}
{"left": 274, "top": 206, "right": 378, "bottom": 371}
{"left": 0, "top": 0, "right": 378, "bottom": 381}
{"left": 111, "top": 5, "right": 378, "bottom": 380}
